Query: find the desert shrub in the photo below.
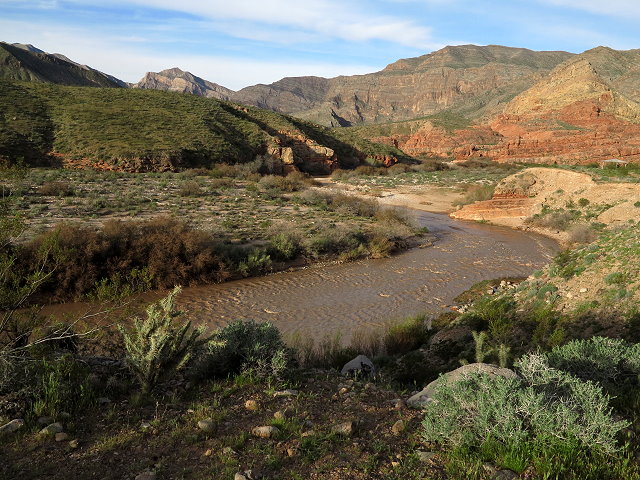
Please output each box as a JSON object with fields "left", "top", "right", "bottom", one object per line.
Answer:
{"left": 578, "top": 198, "right": 590, "bottom": 207}
{"left": 423, "top": 354, "right": 630, "bottom": 476}
{"left": 259, "top": 172, "right": 309, "bottom": 192}
{"left": 567, "top": 223, "right": 597, "bottom": 244}
{"left": 237, "top": 248, "right": 272, "bottom": 277}
{"left": 296, "top": 189, "right": 332, "bottom": 208}
{"left": 366, "top": 235, "right": 395, "bottom": 258}
{"left": 178, "top": 180, "right": 203, "bottom": 197}
{"left": 528, "top": 209, "right": 577, "bottom": 231}
{"left": 29, "top": 354, "right": 94, "bottom": 417}
{"left": 119, "top": 287, "right": 207, "bottom": 394}
{"left": 604, "top": 272, "right": 628, "bottom": 285}
{"left": 453, "top": 184, "right": 495, "bottom": 206}
{"left": 267, "top": 228, "right": 303, "bottom": 261}
{"left": 383, "top": 314, "right": 430, "bottom": 355}
{"left": 331, "top": 194, "right": 379, "bottom": 217}
{"left": 192, "top": 320, "right": 290, "bottom": 381}
{"left": 39, "top": 181, "right": 75, "bottom": 197}
{"left": 353, "top": 165, "right": 388, "bottom": 176}
{"left": 544, "top": 336, "right": 640, "bottom": 387}
{"left": 305, "top": 226, "right": 366, "bottom": 257}
{"left": 387, "top": 163, "right": 414, "bottom": 175}
{"left": 22, "top": 217, "right": 229, "bottom": 300}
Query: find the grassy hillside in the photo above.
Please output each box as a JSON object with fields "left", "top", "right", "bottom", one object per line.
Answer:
{"left": 0, "top": 80, "right": 408, "bottom": 171}
{"left": 0, "top": 43, "right": 120, "bottom": 87}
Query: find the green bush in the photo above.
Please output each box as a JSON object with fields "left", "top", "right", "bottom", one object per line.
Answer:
{"left": 30, "top": 354, "right": 94, "bottom": 417}
{"left": 120, "top": 287, "right": 207, "bottom": 394}
{"left": 423, "top": 353, "right": 630, "bottom": 476}
{"left": 544, "top": 336, "right": 640, "bottom": 387}
{"left": 192, "top": 320, "right": 290, "bottom": 381}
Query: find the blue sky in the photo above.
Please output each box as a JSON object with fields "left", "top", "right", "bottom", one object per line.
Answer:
{"left": 1, "top": 0, "right": 639, "bottom": 89}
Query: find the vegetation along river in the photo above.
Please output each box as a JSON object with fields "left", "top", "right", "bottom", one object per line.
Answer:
{"left": 175, "top": 210, "right": 559, "bottom": 339}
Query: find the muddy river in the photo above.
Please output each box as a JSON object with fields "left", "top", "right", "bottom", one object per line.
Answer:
{"left": 169, "top": 210, "right": 558, "bottom": 339}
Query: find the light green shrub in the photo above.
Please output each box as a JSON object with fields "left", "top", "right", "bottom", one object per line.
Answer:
{"left": 119, "top": 286, "right": 206, "bottom": 394}
{"left": 423, "top": 353, "right": 629, "bottom": 458}
{"left": 192, "top": 320, "right": 290, "bottom": 382}
{"left": 544, "top": 336, "right": 640, "bottom": 386}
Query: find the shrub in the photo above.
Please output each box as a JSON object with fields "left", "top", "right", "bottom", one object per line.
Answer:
{"left": 331, "top": 194, "right": 379, "bottom": 217}
{"left": 267, "top": 228, "right": 303, "bottom": 261}
{"left": 178, "top": 180, "right": 203, "bottom": 197}
{"left": 119, "top": 287, "right": 207, "bottom": 394}
{"left": 383, "top": 314, "right": 430, "bottom": 355}
{"left": 453, "top": 184, "right": 495, "bottom": 206}
{"left": 192, "top": 320, "right": 290, "bottom": 381}
{"left": 30, "top": 354, "right": 94, "bottom": 417}
{"left": 604, "top": 272, "right": 628, "bottom": 286}
{"left": 544, "top": 336, "right": 640, "bottom": 387}
{"left": 423, "top": 354, "right": 629, "bottom": 473}
{"left": 259, "top": 172, "right": 309, "bottom": 192}
{"left": 567, "top": 223, "right": 597, "bottom": 244}
{"left": 39, "top": 181, "right": 75, "bottom": 197}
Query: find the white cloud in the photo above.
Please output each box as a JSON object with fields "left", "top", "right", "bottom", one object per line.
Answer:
{"left": 0, "top": 19, "right": 379, "bottom": 88}
{"left": 64, "top": 0, "right": 438, "bottom": 49}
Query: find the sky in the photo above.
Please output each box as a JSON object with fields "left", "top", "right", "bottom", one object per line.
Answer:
{"left": 0, "top": 0, "right": 639, "bottom": 90}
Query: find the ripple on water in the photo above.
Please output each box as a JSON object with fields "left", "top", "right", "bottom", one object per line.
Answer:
{"left": 175, "top": 212, "right": 558, "bottom": 340}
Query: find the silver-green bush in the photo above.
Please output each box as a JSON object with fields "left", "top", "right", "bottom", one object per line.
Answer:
{"left": 422, "top": 352, "right": 629, "bottom": 455}
{"left": 192, "top": 320, "right": 290, "bottom": 382}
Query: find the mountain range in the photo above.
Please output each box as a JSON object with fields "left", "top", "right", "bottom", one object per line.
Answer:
{"left": 2, "top": 41, "right": 640, "bottom": 166}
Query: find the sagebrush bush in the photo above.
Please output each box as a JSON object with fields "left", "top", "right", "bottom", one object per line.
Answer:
{"left": 39, "top": 181, "right": 75, "bottom": 197}
{"left": 544, "top": 336, "right": 640, "bottom": 387}
{"left": 423, "top": 353, "right": 629, "bottom": 459}
{"left": 192, "top": 320, "right": 290, "bottom": 381}
{"left": 120, "top": 287, "right": 206, "bottom": 394}
{"left": 453, "top": 184, "right": 495, "bottom": 206}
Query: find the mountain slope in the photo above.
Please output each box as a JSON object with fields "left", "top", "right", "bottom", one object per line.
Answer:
{"left": 134, "top": 67, "right": 234, "bottom": 100}
{"left": 0, "top": 80, "right": 407, "bottom": 172}
{"left": 231, "top": 45, "right": 573, "bottom": 126}
{"left": 0, "top": 42, "right": 123, "bottom": 88}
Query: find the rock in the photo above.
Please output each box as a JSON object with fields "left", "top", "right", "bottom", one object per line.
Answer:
{"left": 273, "top": 410, "right": 289, "bottom": 421}
{"left": 97, "top": 397, "right": 111, "bottom": 405}
{"left": 197, "top": 418, "right": 216, "bottom": 433}
{"left": 40, "top": 422, "right": 64, "bottom": 435}
{"left": 55, "top": 432, "right": 69, "bottom": 442}
{"left": 37, "top": 416, "right": 54, "bottom": 426}
{"left": 301, "top": 430, "right": 315, "bottom": 437}
{"left": 491, "top": 470, "right": 518, "bottom": 480}
{"left": 338, "top": 387, "right": 349, "bottom": 395}
{"left": 340, "top": 355, "right": 376, "bottom": 377}
{"left": 203, "top": 449, "right": 213, "bottom": 457}
{"left": 134, "top": 472, "right": 156, "bottom": 480}
{"left": 234, "top": 470, "right": 263, "bottom": 480}
{"left": 389, "top": 398, "right": 405, "bottom": 410}
{"left": 68, "top": 439, "right": 79, "bottom": 449}
{"left": 245, "top": 400, "right": 260, "bottom": 411}
{"left": 140, "top": 422, "right": 151, "bottom": 432}
{"left": 251, "top": 425, "right": 280, "bottom": 438}
{"left": 408, "top": 363, "right": 518, "bottom": 409}
{"left": 580, "top": 288, "right": 588, "bottom": 293}
{"left": 0, "top": 419, "right": 24, "bottom": 434}
{"left": 222, "top": 446, "right": 237, "bottom": 456}
{"left": 273, "top": 389, "right": 298, "bottom": 398}
{"left": 391, "top": 419, "right": 406, "bottom": 435}
{"left": 331, "top": 421, "right": 355, "bottom": 436}
{"left": 287, "top": 446, "right": 299, "bottom": 457}
{"left": 416, "top": 450, "right": 436, "bottom": 462}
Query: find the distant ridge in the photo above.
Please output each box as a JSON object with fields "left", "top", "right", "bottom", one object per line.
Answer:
{"left": 134, "top": 67, "right": 234, "bottom": 100}
{"left": 0, "top": 42, "right": 124, "bottom": 87}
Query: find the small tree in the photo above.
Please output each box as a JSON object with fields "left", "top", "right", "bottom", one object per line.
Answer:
{"left": 120, "top": 286, "right": 206, "bottom": 394}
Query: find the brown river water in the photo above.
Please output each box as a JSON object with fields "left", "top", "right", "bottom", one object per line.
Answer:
{"left": 42, "top": 210, "right": 558, "bottom": 340}
{"left": 171, "top": 210, "right": 558, "bottom": 339}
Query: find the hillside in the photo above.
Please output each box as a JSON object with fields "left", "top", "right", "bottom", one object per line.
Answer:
{"left": 451, "top": 167, "right": 640, "bottom": 243}
{"left": 0, "top": 42, "right": 123, "bottom": 88}
{"left": 133, "top": 67, "right": 233, "bottom": 100}
{"left": 230, "top": 45, "right": 572, "bottom": 126}
{"left": 0, "top": 80, "right": 407, "bottom": 172}
{"left": 358, "top": 47, "right": 640, "bottom": 165}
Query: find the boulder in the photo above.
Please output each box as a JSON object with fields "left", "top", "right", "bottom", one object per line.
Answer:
{"left": 39, "top": 422, "right": 63, "bottom": 435}
{"left": 251, "top": 426, "right": 279, "bottom": 438}
{"left": 197, "top": 418, "right": 216, "bottom": 433}
{"left": 331, "top": 421, "right": 356, "bottom": 436}
{"left": 340, "top": 355, "right": 376, "bottom": 377}
{"left": 0, "top": 418, "right": 24, "bottom": 434}
{"left": 407, "top": 363, "right": 518, "bottom": 409}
